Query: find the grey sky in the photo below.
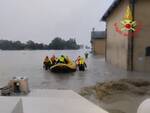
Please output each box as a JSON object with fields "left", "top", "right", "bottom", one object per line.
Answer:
{"left": 0, "top": 0, "right": 113, "bottom": 45}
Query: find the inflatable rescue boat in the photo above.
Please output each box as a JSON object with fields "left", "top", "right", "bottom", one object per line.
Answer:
{"left": 50, "top": 59, "right": 77, "bottom": 73}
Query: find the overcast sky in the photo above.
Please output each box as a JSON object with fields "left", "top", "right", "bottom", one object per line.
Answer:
{"left": 0, "top": 0, "right": 114, "bottom": 45}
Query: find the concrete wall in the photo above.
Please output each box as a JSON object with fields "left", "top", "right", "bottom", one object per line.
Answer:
{"left": 92, "top": 39, "right": 105, "bottom": 55}
{"left": 106, "top": 0, "right": 129, "bottom": 69}
{"left": 133, "top": 0, "right": 150, "bottom": 72}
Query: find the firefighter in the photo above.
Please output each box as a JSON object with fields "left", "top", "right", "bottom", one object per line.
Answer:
{"left": 43, "top": 56, "right": 52, "bottom": 70}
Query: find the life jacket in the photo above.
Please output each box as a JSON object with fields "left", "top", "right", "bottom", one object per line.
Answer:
{"left": 55, "top": 58, "right": 58, "bottom": 62}
{"left": 49, "top": 59, "right": 53, "bottom": 64}
{"left": 59, "top": 57, "right": 65, "bottom": 63}
{"left": 44, "top": 57, "right": 49, "bottom": 63}
{"left": 79, "top": 58, "right": 84, "bottom": 65}
{"left": 51, "top": 57, "right": 56, "bottom": 63}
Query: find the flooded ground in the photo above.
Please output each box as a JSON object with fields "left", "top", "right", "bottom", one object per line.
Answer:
{"left": 0, "top": 50, "right": 149, "bottom": 91}
{"left": 0, "top": 50, "right": 106, "bottom": 90}
{"left": 0, "top": 50, "right": 150, "bottom": 113}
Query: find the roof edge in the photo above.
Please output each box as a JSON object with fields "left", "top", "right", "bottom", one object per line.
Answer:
{"left": 101, "top": 0, "right": 121, "bottom": 21}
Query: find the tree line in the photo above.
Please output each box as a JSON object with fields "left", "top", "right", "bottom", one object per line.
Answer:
{"left": 0, "top": 37, "right": 80, "bottom": 50}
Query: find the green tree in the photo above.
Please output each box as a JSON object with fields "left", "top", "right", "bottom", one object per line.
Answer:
{"left": 49, "top": 37, "right": 80, "bottom": 50}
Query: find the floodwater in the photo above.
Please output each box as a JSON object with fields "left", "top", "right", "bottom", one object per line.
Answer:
{"left": 0, "top": 50, "right": 149, "bottom": 92}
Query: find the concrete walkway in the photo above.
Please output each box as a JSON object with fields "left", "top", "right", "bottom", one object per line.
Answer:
{"left": 0, "top": 89, "right": 108, "bottom": 113}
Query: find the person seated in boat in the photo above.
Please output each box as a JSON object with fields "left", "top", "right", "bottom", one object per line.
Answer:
{"left": 50, "top": 55, "right": 57, "bottom": 65}
{"left": 57, "top": 55, "right": 68, "bottom": 64}
{"left": 43, "top": 56, "right": 52, "bottom": 70}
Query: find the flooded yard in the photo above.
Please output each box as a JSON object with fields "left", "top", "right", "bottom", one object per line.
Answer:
{"left": 0, "top": 50, "right": 149, "bottom": 91}
{"left": 0, "top": 50, "right": 150, "bottom": 113}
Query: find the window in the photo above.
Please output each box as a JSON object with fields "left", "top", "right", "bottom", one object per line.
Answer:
{"left": 146, "top": 47, "right": 150, "bottom": 56}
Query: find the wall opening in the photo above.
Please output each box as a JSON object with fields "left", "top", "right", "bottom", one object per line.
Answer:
{"left": 146, "top": 47, "right": 150, "bottom": 56}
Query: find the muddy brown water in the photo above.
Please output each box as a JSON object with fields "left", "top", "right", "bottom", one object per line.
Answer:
{"left": 0, "top": 50, "right": 149, "bottom": 91}
{"left": 0, "top": 50, "right": 150, "bottom": 113}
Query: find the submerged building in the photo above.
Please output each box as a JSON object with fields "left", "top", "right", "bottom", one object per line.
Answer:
{"left": 101, "top": 0, "right": 150, "bottom": 72}
{"left": 91, "top": 29, "right": 106, "bottom": 55}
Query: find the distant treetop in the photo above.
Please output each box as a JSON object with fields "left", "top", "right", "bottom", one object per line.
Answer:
{"left": 0, "top": 37, "right": 80, "bottom": 50}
